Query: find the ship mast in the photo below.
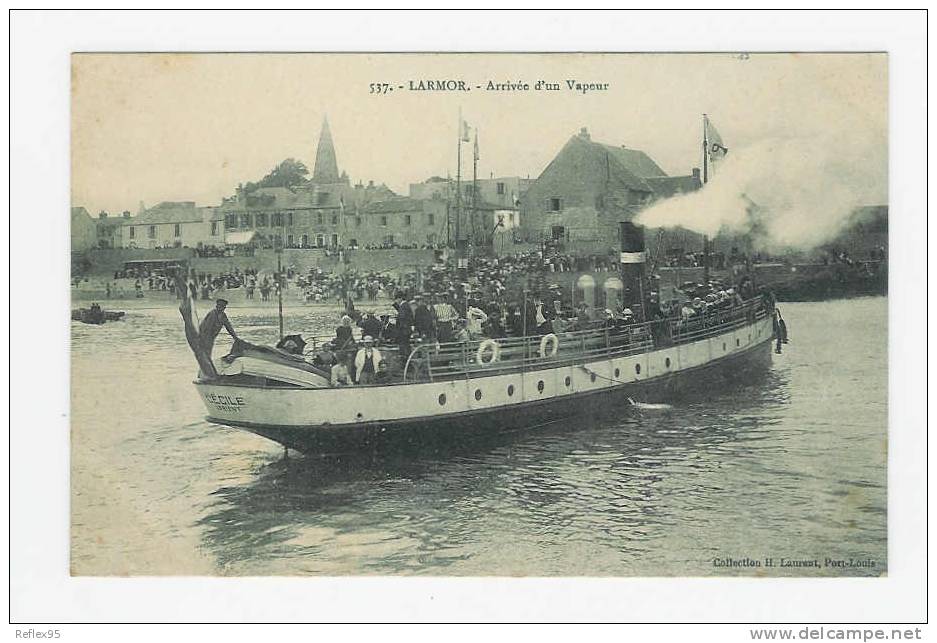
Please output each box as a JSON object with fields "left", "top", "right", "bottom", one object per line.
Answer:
{"left": 471, "top": 128, "right": 479, "bottom": 250}
{"left": 455, "top": 108, "right": 463, "bottom": 250}
{"left": 702, "top": 114, "right": 710, "bottom": 284}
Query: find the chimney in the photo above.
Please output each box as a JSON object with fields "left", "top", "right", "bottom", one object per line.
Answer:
{"left": 98, "top": 211, "right": 107, "bottom": 219}
{"left": 579, "top": 127, "right": 590, "bottom": 140}
{"left": 122, "top": 211, "right": 131, "bottom": 219}
{"left": 619, "top": 221, "right": 647, "bottom": 316}
{"left": 368, "top": 180, "right": 374, "bottom": 188}
{"left": 692, "top": 167, "right": 701, "bottom": 183}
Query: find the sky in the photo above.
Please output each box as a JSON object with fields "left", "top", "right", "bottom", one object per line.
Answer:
{"left": 71, "top": 53, "right": 887, "bottom": 217}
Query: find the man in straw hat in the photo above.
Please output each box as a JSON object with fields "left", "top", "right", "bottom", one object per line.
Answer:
{"left": 354, "top": 336, "right": 384, "bottom": 385}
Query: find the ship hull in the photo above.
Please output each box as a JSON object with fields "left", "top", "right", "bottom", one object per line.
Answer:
{"left": 195, "top": 316, "right": 775, "bottom": 454}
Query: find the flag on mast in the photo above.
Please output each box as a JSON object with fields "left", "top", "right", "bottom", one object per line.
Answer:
{"left": 461, "top": 120, "right": 471, "bottom": 142}
{"left": 704, "top": 115, "right": 728, "bottom": 168}
{"left": 473, "top": 129, "right": 479, "bottom": 161}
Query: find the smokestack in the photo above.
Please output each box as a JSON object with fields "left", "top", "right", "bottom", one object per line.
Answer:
{"left": 619, "top": 221, "right": 647, "bottom": 315}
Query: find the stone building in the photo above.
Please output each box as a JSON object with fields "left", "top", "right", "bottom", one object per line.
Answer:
{"left": 94, "top": 211, "right": 129, "bottom": 248}
{"left": 409, "top": 175, "right": 531, "bottom": 209}
{"left": 520, "top": 127, "right": 701, "bottom": 252}
{"left": 357, "top": 197, "right": 448, "bottom": 247}
{"left": 218, "top": 118, "right": 396, "bottom": 249}
{"left": 71, "top": 206, "right": 97, "bottom": 252}
{"left": 120, "top": 201, "right": 223, "bottom": 249}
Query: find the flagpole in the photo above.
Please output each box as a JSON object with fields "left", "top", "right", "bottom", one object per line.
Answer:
{"left": 455, "top": 108, "right": 463, "bottom": 250}
{"left": 471, "top": 128, "right": 478, "bottom": 250}
{"left": 445, "top": 171, "right": 452, "bottom": 247}
{"left": 702, "top": 114, "right": 710, "bottom": 284}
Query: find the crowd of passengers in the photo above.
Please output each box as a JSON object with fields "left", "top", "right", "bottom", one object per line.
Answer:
{"left": 308, "top": 274, "right": 770, "bottom": 386}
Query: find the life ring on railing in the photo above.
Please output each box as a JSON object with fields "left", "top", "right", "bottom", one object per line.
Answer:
{"left": 539, "top": 333, "right": 559, "bottom": 358}
{"left": 477, "top": 339, "right": 501, "bottom": 364}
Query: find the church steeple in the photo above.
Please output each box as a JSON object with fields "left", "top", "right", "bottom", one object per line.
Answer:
{"left": 312, "top": 116, "right": 340, "bottom": 183}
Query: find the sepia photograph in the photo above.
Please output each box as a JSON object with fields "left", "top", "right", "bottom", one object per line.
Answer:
{"left": 8, "top": 7, "right": 929, "bottom": 630}
{"left": 69, "top": 51, "right": 888, "bottom": 578}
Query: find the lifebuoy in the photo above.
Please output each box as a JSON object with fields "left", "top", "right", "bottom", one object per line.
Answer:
{"left": 539, "top": 333, "right": 559, "bottom": 358}
{"left": 476, "top": 339, "right": 501, "bottom": 364}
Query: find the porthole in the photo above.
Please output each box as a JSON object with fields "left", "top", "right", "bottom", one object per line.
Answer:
{"left": 665, "top": 357, "right": 671, "bottom": 368}
{"left": 590, "top": 372, "right": 597, "bottom": 383}
{"left": 507, "top": 384, "right": 515, "bottom": 396}
{"left": 438, "top": 393, "right": 446, "bottom": 406}
{"left": 356, "top": 412, "right": 363, "bottom": 419}
{"left": 537, "top": 380, "right": 545, "bottom": 393}
{"left": 564, "top": 376, "right": 571, "bottom": 387}
{"left": 614, "top": 368, "right": 620, "bottom": 378}
{"left": 474, "top": 389, "right": 483, "bottom": 401}
{"left": 635, "top": 364, "right": 641, "bottom": 375}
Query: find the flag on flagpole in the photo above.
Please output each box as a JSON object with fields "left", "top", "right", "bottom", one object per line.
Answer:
{"left": 461, "top": 120, "right": 471, "bottom": 142}
{"left": 705, "top": 115, "right": 728, "bottom": 161}
{"left": 473, "top": 130, "right": 479, "bottom": 161}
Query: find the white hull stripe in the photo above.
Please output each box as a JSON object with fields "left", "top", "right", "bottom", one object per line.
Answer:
{"left": 196, "top": 317, "right": 775, "bottom": 430}
{"left": 620, "top": 251, "right": 646, "bottom": 264}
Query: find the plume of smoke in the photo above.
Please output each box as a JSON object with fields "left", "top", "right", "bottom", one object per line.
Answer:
{"left": 635, "top": 133, "right": 887, "bottom": 251}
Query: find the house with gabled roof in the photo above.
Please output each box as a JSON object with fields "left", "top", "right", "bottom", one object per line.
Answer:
{"left": 120, "top": 201, "right": 223, "bottom": 249}
{"left": 520, "top": 127, "right": 701, "bottom": 252}
{"left": 71, "top": 206, "right": 97, "bottom": 252}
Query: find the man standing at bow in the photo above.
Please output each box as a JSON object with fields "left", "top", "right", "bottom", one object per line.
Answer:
{"left": 198, "top": 298, "right": 239, "bottom": 358}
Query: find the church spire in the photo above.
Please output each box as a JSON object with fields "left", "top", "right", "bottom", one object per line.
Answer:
{"left": 313, "top": 116, "right": 340, "bottom": 183}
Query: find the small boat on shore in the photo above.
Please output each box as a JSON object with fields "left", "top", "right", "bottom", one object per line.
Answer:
{"left": 71, "top": 304, "right": 125, "bottom": 325}
{"left": 183, "top": 223, "right": 780, "bottom": 454}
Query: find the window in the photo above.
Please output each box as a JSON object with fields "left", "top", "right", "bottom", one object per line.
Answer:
{"left": 355, "top": 217, "right": 362, "bottom": 227}
{"left": 380, "top": 215, "right": 388, "bottom": 226}
{"left": 464, "top": 184, "right": 474, "bottom": 196}
{"left": 317, "top": 192, "right": 329, "bottom": 205}
{"left": 427, "top": 213, "right": 435, "bottom": 226}
{"left": 404, "top": 215, "right": 412, "bottom": 226}
{"left": 174, "top": 224, "right": 181, "bottom": 237}
{"left": 315, "top": 234, "right": 325, "bottom": 247}
{"left": 331, "top": 214, "right": 338, "bottom": 225}
{"left": 287, "top": 212, "right": 293, "bottom": 227}
{"left": 549, "top": 198, "right": 562, "bottom": 212}
{"left": 148, "top": 225, "right": 156, "bottom": 239}
{"left": 301, "top": 234, "right": 308, "bottom": 247}
{"left": 287, "top": 234, "right": 294, "bottom": 247}
{"left": 211, "top": 221, "right": 218, "bottom": 236}
{"left": 383, "top": 235, "right": 394, "bottom": 245}
{"left": 255, "top": 213, "right": 267, "bottom": 227}
{"left": 225, "top": 213, "right": 238, "bottom": 228}
{"left": 129, "top": 227, "right": 135, "bottom": 239}
{"left": 331, "top": 233, "right": 339, "bottom": 247}
{"left": 271, "top": 212, "right": 282, "bottom": 227}
{"left": 317, "top": 213, "right": 324, "bottom": 225}
{"left": 240, "top": 213, "right": 251, "bottom": 228}
{"left": 508, "top": 212, "right": 515, "bottom": 223}
{"left": 496, "top": 182, "right": 505, "bottom": 195}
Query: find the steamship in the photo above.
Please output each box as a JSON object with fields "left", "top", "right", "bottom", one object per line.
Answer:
{"left": 186, "top": 223, "right": 777, "bottom": 454}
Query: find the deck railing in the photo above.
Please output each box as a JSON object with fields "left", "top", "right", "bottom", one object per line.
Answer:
{"left": 400, "top": 298, "right": 771, "bottom": 383}
{"left": 295, "top": 299, "right": 771, "bottom": 384}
